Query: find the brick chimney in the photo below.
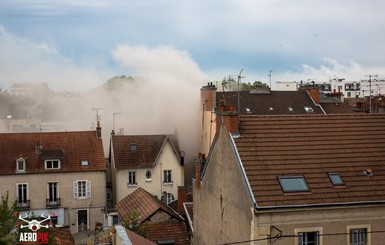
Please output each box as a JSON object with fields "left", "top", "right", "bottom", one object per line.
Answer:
{"left": 216, "top": 112, "right": 239, "bottom": 134}
{"left": 308, "top": 87, "right": 320, "bottom": 104}
{"left": 200, "top": 82, "right": 216, "bottom": 111}
{"left": 96, "top": 121, "right": 102, "bottom": 139}
{"left": 177, "top": 186, "right": 188, "bottom": 215}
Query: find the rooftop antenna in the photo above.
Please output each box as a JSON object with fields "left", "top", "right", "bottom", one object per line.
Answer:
{"left": 268, "top": 70, "right": 273, "bottom": 88}
{"left": 237, "top": 69, "right": 244, "bottom": 123}
{"left": 92, "top": 107, "right": 103, "bottom": 127}
{"left": 365, "top": 74, "right": 378, "bottom": 113}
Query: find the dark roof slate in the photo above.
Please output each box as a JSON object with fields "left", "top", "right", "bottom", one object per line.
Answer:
{"left": 217, "top": 90, "right": 324, "bottom": 115}
{"left": 234, "top": 114, "right": 385, "bottom": 208}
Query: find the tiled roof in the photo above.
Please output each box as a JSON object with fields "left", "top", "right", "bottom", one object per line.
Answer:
{"left": 0, "top": 130, "right": 105, "bottom": 175}
{"left": 111, "top": 134, "right": 174, "bottom": 169}
{"left": 125, "top": 229, "right": 156, "bottom": 245}
{"left": 50, "top": 227, "right": 75, "bottom": 245}
{"left": 116, "top": 187, "right": 182, "bottom": 224}
{"left": 217, "top": 91, "right": 324, "bottom": 115}
{"left": 320, "top": 102, "right": 357, "bottom": 114}
{"left": 143, "top": 221, "right": 190, "bottom": 245}
{"left": 234, "top": 114, "right": 385, "bottom": 208}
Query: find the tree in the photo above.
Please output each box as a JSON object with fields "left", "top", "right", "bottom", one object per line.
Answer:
{"left": 121, "top": 210, "right": 148, "bottom": 237}
{"left": 0, "top": 191, "right": 19, "bottom": 244}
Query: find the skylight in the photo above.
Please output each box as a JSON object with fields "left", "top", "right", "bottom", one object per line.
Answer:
{"left": 304, "top": 106, "right": 314, "bottom": 113}
{"left": 278, "top": 176, "right": 309, "bottom": 192}
{"left": 245, "top": 107, "right": 251, "bottom": 113}
{"left": 328, "top": 172, "right": 344, "bottom": 186}
{"left": 288, "top": 107, "right": 294, "bottom": 112}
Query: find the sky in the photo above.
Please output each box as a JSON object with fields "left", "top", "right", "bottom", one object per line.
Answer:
{"left": 1, "top": 0, "right": 385, "bottom": 91}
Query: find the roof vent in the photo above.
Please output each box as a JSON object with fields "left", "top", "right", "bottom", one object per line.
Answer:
{"left": 363, "top": 169, "right": 373, "bottom": 177}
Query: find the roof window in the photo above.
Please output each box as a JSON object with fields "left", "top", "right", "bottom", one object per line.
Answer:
{"left": 304, "top": 106, "right": 314, "bottom": 113}
{"left": 130, "top": 143, "right": 137, "bottom": 152}
{"left": 328, "top": 172, "right": 344, "bottom": 186}
{"left": 278, "top": 176, "right": 309, "bottom": 192}
{"left": 269, "top": 107, "right": 274, "bottom": 111}
{"left": 245, "top": 107, "right": 251, "bottom": 113}
{"left": 288, "top": 107, "right": 294, "bottom": 112}
{"left": 363, "top": 169, "right": 373, "bottom": 177}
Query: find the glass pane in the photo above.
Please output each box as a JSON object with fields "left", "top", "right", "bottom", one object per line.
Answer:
{"left": 279, "top": 177, "right": 309, "bottom": 192}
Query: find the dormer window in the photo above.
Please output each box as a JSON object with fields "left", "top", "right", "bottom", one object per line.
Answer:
{"left": 45, "top": 159, "right": 61, "bottom": 169}
{"left": 16, "top": 157, "right": 26, "bottom": 173}
{"left": 130, "top": 143, "right": 137, "bottom": 152}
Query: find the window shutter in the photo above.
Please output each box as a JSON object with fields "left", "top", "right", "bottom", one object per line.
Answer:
{"left": 73, "top": 181, "right": 78, "bottom": 198}
{"left": 86, "top": 180, "right": 91, "bottom": 198}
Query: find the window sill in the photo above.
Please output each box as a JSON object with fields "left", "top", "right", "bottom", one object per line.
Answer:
{"left": 127, "top": 183, "right": 138, "bottom": 187}
{"left": 163, "top": 182, "right": 173, "bottom": 186}
{"left": 145, "top": 179, "right": 152, "bottom": 182}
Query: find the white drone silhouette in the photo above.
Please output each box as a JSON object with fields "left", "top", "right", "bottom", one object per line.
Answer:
{"left": 19, "top": 213, "right": 51, "bottom": 231}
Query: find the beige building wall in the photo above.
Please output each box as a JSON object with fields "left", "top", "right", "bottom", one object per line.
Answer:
{"left": 0, "top": 171, "right": 106, "bottom": 234}
{"left": 115, "top": 140, "right": 184, "bottom": 202}
{"left": 193, "top": 126, "right": 254, "bottom": 245}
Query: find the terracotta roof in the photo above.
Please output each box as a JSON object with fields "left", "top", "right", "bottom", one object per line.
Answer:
{"left": 233, "top": 114, "right": 385, "bottom": 208}
{"left": 112, "top": 134, "right": 176, "bottom": 169}
{"left": 116, "top": 187, "right": 182, "bottom": 224}
{"left": 50, "top": 227, "right": 75, "bottom": 245}
{"left": 0, "top": 130, "right": 105, "bottom": 175}
{"left": 217, "top": 90, "right": 324, "bottom": 115}
{"left": 125, "top": 229, "right": 156, "bottom": 245}
{"left": 143, "top": 221, "right": 190, "bottom": 245}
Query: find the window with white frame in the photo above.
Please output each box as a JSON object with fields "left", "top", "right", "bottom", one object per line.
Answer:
{"left": 146, "top": 170, "right": 152, "bottom": 181}
{"left": 163, "top": 170, "right": 172, "bottom": 183}
{"left": 165, "top": 193, "right": 175, "bottom": 204}
{"left": 45, "top": 159, "right": 60, "bottom": 169}
{"left": 295, "top": 227, "right": 323, "bottom": 245}
{"left": 348, "top": 225, "right": 370, "bottom": 245}
{"left": 17, "top": 183, "right": 28, "bottom": 204}
{"left": 16, "top": 157, "right": 26, "bottom": 173}
{"left": 73, "top": 180, "right": 91, "bottom": 199}
{"left": 128, "top": 171, "right": 137, "bottom": 185}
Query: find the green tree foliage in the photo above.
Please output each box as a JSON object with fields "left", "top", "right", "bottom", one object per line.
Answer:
{"left": 0, "top": 191, "right": 19, "bottom": 244}
{"left": 121, "top": 210, "right": 148, "bottom": 238}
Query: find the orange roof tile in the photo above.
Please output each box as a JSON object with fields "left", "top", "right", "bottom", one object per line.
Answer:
{"left": 116, "top": 187, "right": 182, "bottom": 224}
{"left": 143, "top": 221, "right": 190, "bottom": 245}
{"left": 233, "top": 114, "right": 385, "bottom": 208}
{"left": 0, "top": 130, "right": 105, "bottom": 175}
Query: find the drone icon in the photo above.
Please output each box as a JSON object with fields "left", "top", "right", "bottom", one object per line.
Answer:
{"left": 19, "top": 214, "right": 51, "bottom": 231}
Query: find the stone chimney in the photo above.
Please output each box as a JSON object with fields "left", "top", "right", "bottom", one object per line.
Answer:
{"left": 177, "top": 186, "right": 188, "bottom": 215}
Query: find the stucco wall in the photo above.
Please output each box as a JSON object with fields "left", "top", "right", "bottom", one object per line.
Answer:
{"left": 0, "top": 171, "right": 106, "bottom": 233}
{"left": 115, "top": 140, "right": 184, "bottom": 202}
{"left": 253, "top": 205, "right": 385, "bottom": 245}
{"left": 194, "top": 127, "right": 254, "bottom": 245}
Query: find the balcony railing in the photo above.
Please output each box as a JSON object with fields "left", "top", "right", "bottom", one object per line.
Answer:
{"left": 18, "top": 200, "right": 30, "bottom": 210}
{"left": 46, "top": 198, "right": 61, "bottom": 208}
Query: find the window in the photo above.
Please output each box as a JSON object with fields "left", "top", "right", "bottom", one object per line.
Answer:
{"left": 73, "top": 180, "right": 91, "bottom": 199}
{"left": 16, "top": 157, "right": 26, "bottom": 173}
{"left": 130, "top": 143, "right": 137, "bottom": 152}
{"left": 349, "top": 228, "right": 368, "bottom": 245}
{"left": 17, "top": 183, "right": 28, "bottom": 206}
{"left": 146, "top": 170, "right": 152, "bottom": 181}
{"left": 128, "top": 171, "right": 137, "bottom": 185}
{"left": 298, "top": 231, "right": 319, "bottom": 245}
{"left": 45, "top": 160, "right": 60, "bottom": 169}
{"left": 288, "top": 107, "right": 294, "bottom": 112}
{"left": 304, "top": 106, "right": 314, "bottom": 113}
{"left": 163, "top": 170, "right": 172, "bottom": 183}
{"left": 165, "top": 193, "right": 175, "bottom": 204}
{"left": 81, "top": 160, "right": 89, "bottom": 166}
{"left": 328, "top": 172, "right": 344, "bottom": 186}
{"left": 48, "top": 182, "right": 59, "bottom": 202}
{"left": 278, "top": 176, "right": 309, "bottom": 192}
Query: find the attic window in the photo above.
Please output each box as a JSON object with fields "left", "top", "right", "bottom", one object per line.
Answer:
{"left": 288, "top": 107, "right": 294, "bottom": 112}
{"left": 304, "top": 106, "right": 314, "bottom": 113}
{"left": 81, "top": 160, "right": 89, "bottom": 166}
{"left": 328, "top": 172, "right": 344, "bottom": 186}
{"left": 130, "top": 143, "right": 137, "bottom": 152}
{"left": 278, "top": 176, "right": 309, "bottom": 192}
{"left": 245, "top": 107, "right": 251, "bottom": 113}
{"left": 16, "top": 157, "right": 26, "bottom": 173}
{"left": 269, "top": 107, "right": 274, "bottom": 111}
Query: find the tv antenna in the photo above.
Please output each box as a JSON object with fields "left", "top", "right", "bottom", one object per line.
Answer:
{"left": 365, "top": 74, "right": 378, "bottom": 113}
{"left": 92, "top": 108, "right": 103, "bottom": 123}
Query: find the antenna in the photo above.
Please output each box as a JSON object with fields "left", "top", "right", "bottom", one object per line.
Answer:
{"left": 237, "top": 69, "right": 244, "bottom": 122}
{"left": 365, "top": 75, "right": 378, "bottom": 113}
{"left": 92, "top": 108, "right": 103, "bottom": 123}
{"left": 268, "top": 70, "right": 273, "bottom": 88}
